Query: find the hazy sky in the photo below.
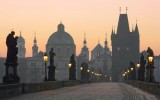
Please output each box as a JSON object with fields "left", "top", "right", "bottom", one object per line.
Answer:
{"left": 0, "top": 0, "right": 160, "bottom": 57}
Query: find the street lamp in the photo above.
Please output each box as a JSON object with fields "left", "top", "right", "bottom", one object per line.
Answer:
{"left": 137, "top": 63, "right": 140, "bottom": 68}
{"left": 80, "top": 67, "right": 83, "bottom": 70}
{"left": 131, "top": 68, "right": 134, "bottom": 71}
{"left": 87, "top": 69, "right": 90, "bottom": 72}
{"left": 68, "top": 63, "right": 72, "bottom": 68}
{"left": 148, "top": 56, "right": 154, "bottom": 82}
{"left": 43, "top": 53, "right": 48, "bottom": 81}
{"left": 136, "top": 63, "right": 140, "bottom": 80}
{"left": 148, "top": 56, "right": 153, "bottom": 63}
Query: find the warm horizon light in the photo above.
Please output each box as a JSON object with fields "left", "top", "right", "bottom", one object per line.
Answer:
{"left": 0, "top": 0, "right": 160, "bottom": 57}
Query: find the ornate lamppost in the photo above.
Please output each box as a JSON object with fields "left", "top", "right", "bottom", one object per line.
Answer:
{"left": 69, "top": 54, "right": 76, "bottom": 80}
{"left": 137, "top": 63, "right": 140, "bottom": 80}
{"left": 130, "top": 67, "right": 134, "bottom": 80}
{"left": 140, "top": 53, "right": 146, "bottom": 81}
{"left": 43, "top": 53, "right": 48, "bottom": 81}
{"left": 146, "top": 47, "right": 155, "bottom": 83}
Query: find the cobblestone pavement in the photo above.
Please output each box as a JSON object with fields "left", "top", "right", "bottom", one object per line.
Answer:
{"left": 5, "top": 83, "right": 158, "bottom": 100}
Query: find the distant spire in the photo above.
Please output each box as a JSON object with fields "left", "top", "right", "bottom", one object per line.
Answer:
{"left": 111, "top": 26, "right": 114, "bottom": 34}
{"left": 135, "top": 19, "right": 139, "bottom": 34}
{"left": 98, "top": 39, "right": 100, "bottom": 44}
{"left": 104, "top": 33, "right": 109, "bottom": 53}
{"left": 60, "top": 20, "right": 62, "bottom": 24}
{"left": 20, "top": 31, "right": 22, "bottom": 37}
{"left": 119, "top": 7, "right": 121, "bottom": 14}
{"left": 126, "top": 7, "right": 128, "bottom": 14}
{"left": 114, "top": 26, "right": 116, "bottom": 34}
{"left": 84, "top": 32, "right": 86, "bottom": 40}
{"left": 83, "top": 33, "right": 87, "bottom": 47}
{"left": 104, "top": 33, "right": 108, "bottom": 47}
{"left": 34, "top": 32, "right": 37, "bottom": 44}
{"left": 132, "top": 24, "right": 134, "bottom": 32}
{"left": 105, "top": 33, "right": 107, "bottom": 41}
{"left": 32, "top": 32, "right": 38, "bottom": 57}
{"left": 136, "top": 18, "right": 138, "bottom": 24}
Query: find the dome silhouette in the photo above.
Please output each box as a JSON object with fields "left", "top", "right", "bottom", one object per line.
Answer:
{"left": 47, "top": 23, "right": 74, "bottom": 45}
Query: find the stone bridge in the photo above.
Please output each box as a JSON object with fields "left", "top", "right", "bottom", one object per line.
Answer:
{"left": 0, "top": 81, "right": 160, "bottom": 100}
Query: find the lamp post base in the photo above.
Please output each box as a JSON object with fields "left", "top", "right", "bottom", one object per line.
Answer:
{"left": 48, "top": 65, "right": 56, "bottom": 81}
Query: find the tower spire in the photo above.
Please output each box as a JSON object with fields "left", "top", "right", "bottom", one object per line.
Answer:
{"left": 32, "top": 32, "right": 38, "bottom": 57}
{"left": 104, "top": 33, "right": 109, "bottom": 53}
{"left": 135, "top": 19, "right": 139, "bottom": 34}
{"left": 83, "top": 33, "right": 87, "bottom": 47}
{"left": 111, "top": 26, "right": 114, "bottom": 34}
{"left": 114, "top": 26, "right": 116, "bottom": 34}
{"left": 132, "top": 24, "right": 134, "bottom": 32}
{"left": 20, "top": 31, "right": 22, "bottom": 37}
{"left": 119, "top": 7, "right": 121, "bottom": 14}
{"left": 105, "top": 32, "right": 107, "bottom": 41}
{"left": 34, "top": 32, "right": 37, "bottom": 44}
{"left": 126, "top": 7, "right": 128, "bottom": 14}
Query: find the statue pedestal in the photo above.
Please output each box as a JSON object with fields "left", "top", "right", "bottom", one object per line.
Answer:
{"left": 3, "top": 63, "right": 20, "bottom": 84}
{"left": 48, "top": 65, "right": 56, "bottom": 81}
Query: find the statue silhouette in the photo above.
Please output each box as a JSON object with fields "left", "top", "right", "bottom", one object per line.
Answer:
{"left": 6, "top": 31, "right": 18, "bottom": 63}
{"left": 49, "top": 48, "right": 56, "bottom": 65}
{"left": 147, "top": 47, "right": 154, "bottom": 57}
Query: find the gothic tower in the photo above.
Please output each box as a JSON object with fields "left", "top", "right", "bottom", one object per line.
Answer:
{"left": 32, "top": 33, "right": 38, "bottom": 57}
{"left": 17, "top": 31, "right": 26, "bottom": 58}
{"left": 111, "top": 9, "right": 140, "bottom": 81}
{"left": 80, "top": 33, "right": 89, "bottom": 61}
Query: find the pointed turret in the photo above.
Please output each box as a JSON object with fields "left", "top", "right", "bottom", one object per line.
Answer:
{"left": 81, "top": 33, "right": 89, "bottom": 61}
{"left": 104, "top": 33, "right": 109, "bottom": 53}
{"left": 117, "top": 14, "right": 130, "bottom": 34}
{"left": 32, "top": 33, "right": 38, "bottom": 57}
{"left": 111, "top": 26, "right": 114, "bottom": 35}
{"left": 135, "top": 21, "right": 139, "bottom": 34}
{"left": 83, "top": 33, "right": 87, "bottom": 47}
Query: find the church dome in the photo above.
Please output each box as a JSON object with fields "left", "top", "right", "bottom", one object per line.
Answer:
{"left": 47, "top": 23, "right": 74, "bottom": 45}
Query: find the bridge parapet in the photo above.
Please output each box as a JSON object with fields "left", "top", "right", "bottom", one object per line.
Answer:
{"left": 125, "top": 80, "right": 160, "bottom": 96}
{"left": 0, "top": 80, "right": 91, "bottom": 99}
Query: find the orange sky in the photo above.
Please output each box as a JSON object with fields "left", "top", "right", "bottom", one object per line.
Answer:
{"left": 0, "top": 0, "right": 160, "bottom": 57}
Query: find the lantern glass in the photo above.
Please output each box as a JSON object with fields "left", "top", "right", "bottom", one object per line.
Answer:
{"left": 43, "top": 53, "right": 48, "bottom": 62}
{"left": 148, "top": 56, "right": 153, "bottom": 63}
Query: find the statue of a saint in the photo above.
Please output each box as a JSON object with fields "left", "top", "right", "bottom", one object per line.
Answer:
{"left": 6, "top": 31, "right": 15, "bottom": 63}
{"left": 147, "top": 47, "right": 154, "bottom": 57}
{"left": 49, "top": 48, "right": 56, "bottom": 65}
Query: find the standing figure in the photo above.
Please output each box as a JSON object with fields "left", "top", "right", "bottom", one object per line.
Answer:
{"left": 6, "top": 31, "right": 15, "bottom": 63}
{"left": 49, "top": 48, "right": 56, "bottom": 65}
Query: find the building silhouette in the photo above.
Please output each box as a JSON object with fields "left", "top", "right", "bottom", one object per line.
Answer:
{"left": 111, "top": 12, "right": 140, "bottom": 81}
{"left": 46, "top": 22, "right": 76, "bottom": 81}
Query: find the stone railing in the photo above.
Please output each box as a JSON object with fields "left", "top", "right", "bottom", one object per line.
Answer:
{"left": 0, "top": 80, "right": 91, "bottom": 99}
{"left": 0, "top": 84, "right": 22, "bottom": 98}
{"left": 125, "top": 80, "right": 160, "bottom": 96}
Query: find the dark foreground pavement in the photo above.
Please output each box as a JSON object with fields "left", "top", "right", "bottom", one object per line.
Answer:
{"left": 5, "top": 83, "right": 158, "bottom": 100}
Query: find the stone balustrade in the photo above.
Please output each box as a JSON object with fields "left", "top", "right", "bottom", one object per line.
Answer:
{"left": 125, "top": 80, "right": 160, "bottom": 96}
{"left": 0, "top": 80, "right": 91, "bottom": 99}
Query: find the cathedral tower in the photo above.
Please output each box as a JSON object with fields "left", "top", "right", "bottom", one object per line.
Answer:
{"left": 80, "top": 33, "right": 89, "bottom": 61}
{"left": 111, "top": 10, "right": 140, "bottom": 81}
{"left": 17, "top": 31, "right": 26, "bottom": 58}
{"left": 32, "top": 33, "right": 38, "bottom": 57}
